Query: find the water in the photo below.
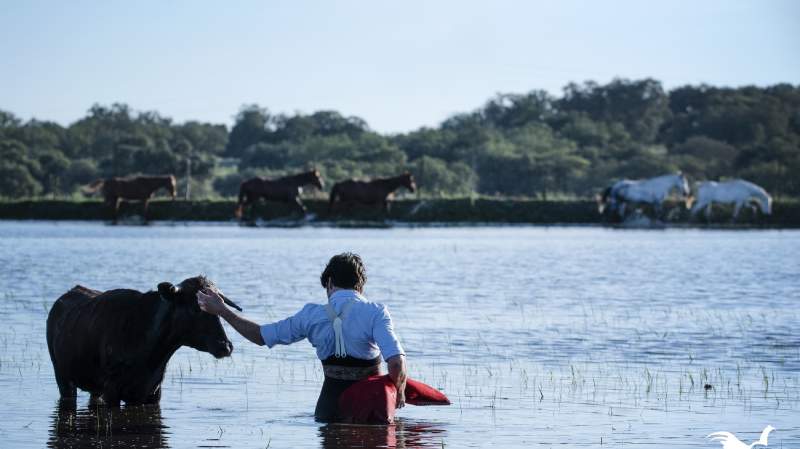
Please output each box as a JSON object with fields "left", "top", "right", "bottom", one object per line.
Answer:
{"left": 0, "top": 221, "right": 798, "bottom": 448}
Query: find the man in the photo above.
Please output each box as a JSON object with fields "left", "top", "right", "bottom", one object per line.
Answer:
{"left": 196, "top": 252, "right": 407, "bottom": 422}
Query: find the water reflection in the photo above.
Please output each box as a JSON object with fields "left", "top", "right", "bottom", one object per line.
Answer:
{"left": 48, "top": 400, "right": 169, "bottom": 448}
{"left": 318, "top": 419, "right": 447, "bottom": 448}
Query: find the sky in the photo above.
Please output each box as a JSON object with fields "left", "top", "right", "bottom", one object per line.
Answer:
{"left": 1, "top": 0, "right": 798, "bottom": 133}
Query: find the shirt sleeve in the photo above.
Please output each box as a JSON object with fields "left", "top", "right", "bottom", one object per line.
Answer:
{"left": 260, "top": 304, "right": 313, "bottom": 348}
{"left": 372, "top": 304, "right": 405, "bottom": 361}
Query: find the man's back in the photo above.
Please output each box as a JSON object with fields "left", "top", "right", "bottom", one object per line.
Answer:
{"left": 259, "top": 289, "right": 404, "bottom": 362}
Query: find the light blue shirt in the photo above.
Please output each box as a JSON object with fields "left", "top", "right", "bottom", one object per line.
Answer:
{"left": 259, "top": 289, "right": 405, "bottom": 361}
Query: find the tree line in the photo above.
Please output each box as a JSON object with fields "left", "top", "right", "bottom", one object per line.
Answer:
{"left": 1, "top": 78, "right": 798, "bottom": 200}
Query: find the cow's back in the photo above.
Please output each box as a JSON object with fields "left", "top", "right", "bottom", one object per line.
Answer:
{"left": 47, "top": 286, "right": 103, "bottom": 387}
{"left": 47, "top": 285, "right": 102, "bottom": 346}
{"left": 47, "top": 285, "right": 142, "bottom": 394}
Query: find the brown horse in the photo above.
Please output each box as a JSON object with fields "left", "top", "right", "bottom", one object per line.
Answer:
{"left": 235, "top": 170, "right": 324, "bottom": 219}
{"left": 83, "top": 175, "right": 176, "bottom": 223}
{"left": 328, "top": 173, "right": 416, "bottom": 213}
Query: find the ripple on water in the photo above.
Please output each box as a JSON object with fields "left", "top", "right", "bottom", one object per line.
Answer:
{"left": 0, "top": 223, "right": 798, "bottom": 448}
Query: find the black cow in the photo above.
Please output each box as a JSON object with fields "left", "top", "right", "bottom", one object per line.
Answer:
{"left": 46, "top": 276, "right": 241, "bottom": 406}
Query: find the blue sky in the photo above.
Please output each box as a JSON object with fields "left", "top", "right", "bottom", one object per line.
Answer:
{"left": 1, "top": 0, "right": 798, "bottom": 133}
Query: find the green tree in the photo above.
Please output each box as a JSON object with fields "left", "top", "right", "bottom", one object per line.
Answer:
{"left": 226, "top": 105, "right": 270, "bottom": 157}
{"left": 37, "top": 149, "right": 71, "bottom": 195}
{"left": 410, "top": 156, "right": 477, "bottom": 196}
{"left": 64, "top": 158, "right": 99, "bottom": 191}
{"left": 0, "top": 163, "right": 42, "bottom": 198}
{"left": 559, "top": 78, "right": 671, "bottom": 143}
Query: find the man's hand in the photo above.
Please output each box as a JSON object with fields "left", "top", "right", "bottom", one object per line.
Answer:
{"left": 197, "top": 289, "right": 228, "bottom": 316}
{"left": 387, "top": 354, "right": 407, "bottom": 409}
{"left": 396, "top": 386, "right": 406, "bottom": 409}
{"left": 199, "top": 289, "right": 265, "bottom": 346}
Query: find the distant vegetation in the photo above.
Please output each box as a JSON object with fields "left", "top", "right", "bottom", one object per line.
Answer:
{"left": 1, "top": 78, "right": 798, "bottom": 200}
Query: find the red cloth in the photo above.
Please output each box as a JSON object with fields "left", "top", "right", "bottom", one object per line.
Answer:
{"left": 337, "top": 375, "right": 450, "bottom": 424}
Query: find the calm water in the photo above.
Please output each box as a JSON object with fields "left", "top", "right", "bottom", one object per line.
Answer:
{"left": 0, "top": 221, "right": 798, "bottom": 448}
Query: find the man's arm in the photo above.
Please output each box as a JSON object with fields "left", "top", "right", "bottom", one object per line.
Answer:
{"left": 387, "top": 354, "right": 407, "bottom": 408}
{"left": 373, "top": 305, "right": 407, "bottom": 408}
{"left": 197, "top": 290, "right": 264, "bottom": 346}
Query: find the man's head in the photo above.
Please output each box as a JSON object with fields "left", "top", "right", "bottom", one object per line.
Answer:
{"left": 320, "top": 252, "right": 367, "bottom": 294}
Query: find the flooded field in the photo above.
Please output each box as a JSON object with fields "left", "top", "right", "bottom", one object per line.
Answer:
{"left": 0, "top": 221, "right": 798, "bottom": 448}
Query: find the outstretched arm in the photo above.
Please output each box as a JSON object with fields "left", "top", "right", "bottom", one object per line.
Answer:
{"left": 387, "top": 354, "right": 407, "bottom": 408}
{"left": 197, "top": 290, "right": 265, "bottom": 346}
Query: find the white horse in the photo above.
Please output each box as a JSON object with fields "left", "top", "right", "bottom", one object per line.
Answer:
{"left": 600, "top": 172, "right": 691, "bottom": 219}
{"left": 690, "top": 179, "right": 772, "bottom": 221}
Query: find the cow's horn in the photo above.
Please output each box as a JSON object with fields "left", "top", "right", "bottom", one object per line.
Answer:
{"left": 157, "top": 282, "right": 179, "bottom": 298}
{"left": 219, "top": 292, "right": 243, "bottom": 312}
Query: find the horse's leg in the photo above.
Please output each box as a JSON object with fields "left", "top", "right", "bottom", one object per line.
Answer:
{"left": 328, "top": 187, "right": 339, "bottom": 215}
{"left": 244, "top": 194, "right": 258, "bottom": 221}
{"left": 690, "top": 200, "right": 704, "bottom": 218}
{"left": 618, "top": 202, "right": 627, "bottom": 219}
{"left": 653, "top": 201, "right": 663, "bottom": 220}
{"left": 732, "top": 201, "right": 743, "bottom": 222}
{"left": 704, "top": 203, "right": 713, "bottom": 222}
{"left": 235, "top": 186, "right": 247, "bottom": 219}
{"left": 109, "top": 197, "right": 120, "bottom": 224}
{"left": 293, "top": 196, "right": 307, "bottom": 216}
{"left": 242, "top": 195, "right": 253, "bottom": 221}
{"left": 142, "top": 199, "right": 150, "bottom": 223}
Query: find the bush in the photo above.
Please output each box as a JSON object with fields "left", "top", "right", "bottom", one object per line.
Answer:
{"left": 0, "top": 163, "right": 42, "bottom": 198}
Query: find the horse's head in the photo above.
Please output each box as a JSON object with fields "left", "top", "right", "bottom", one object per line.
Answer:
{"left": 167, "top": 175, "right": 177, "bottom": 199}
{"left": 758, "top": 193, "right": 773, "bottom": 215}
{"left": 311, "top": 169, "right": 324, "bottom": 190}
{"left": 676, "top": 172, "right": 691, "bottom": 198}
{"left": 685, "top": 194, "right": 695, "bottom": 210}
{"left": 596, "top": 186, "right": 612, "bottom": 213}
{"left": 402, "top": 172, "right": 417, "bottom": 193}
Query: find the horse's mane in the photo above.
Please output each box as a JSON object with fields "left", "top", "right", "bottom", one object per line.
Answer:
{"left": 278, "top": 171, "right": 316, "bottom": 181}
{"left": 652, "top": 172, "right": 683, "bottom": 182}
{"left": 740, "top": 179, "right": 772, "bottom": 208}
{"left": 114, "top": 174, "right": 172, "bottom": 180}
{"left": 371, "top": 174, "right": 410, "bottom": 184}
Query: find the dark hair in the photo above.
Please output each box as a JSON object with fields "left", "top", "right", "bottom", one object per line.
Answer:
{"left": 320, "top": 252, "right": 367, "bottom": 292}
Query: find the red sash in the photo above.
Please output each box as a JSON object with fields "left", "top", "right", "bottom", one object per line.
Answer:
{"left": 337, "top": 375, "right": 450, "bottom": 424}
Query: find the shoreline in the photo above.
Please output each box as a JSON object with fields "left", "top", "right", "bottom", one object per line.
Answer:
{"left": 1, "top": 198, "right": 798, "bottom": 228}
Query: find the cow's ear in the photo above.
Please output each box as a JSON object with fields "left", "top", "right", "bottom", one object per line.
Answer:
{"left": 158, "top": 282, "right": 179, "bottom": 300}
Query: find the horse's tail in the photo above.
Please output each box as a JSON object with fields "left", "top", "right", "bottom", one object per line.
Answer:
{"left": 82, "top": 179, "right": 105, "bottom": 195}
{"left": 328, "top": 184, "right": 340, "bottom": 213}
{"left": 234, "top": 182, "right": 247, "bottom": 219}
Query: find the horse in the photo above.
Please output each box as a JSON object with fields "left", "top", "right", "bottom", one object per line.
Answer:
{"left": 83, "top": 175, "right": 176, "bottom": 223}
{"left": 690, "top": 179, "right": 772, "bottom": 221}
{"left": 235, "top": 170, "right": 324, "bottom": 219}
{"left": 599, "top": 172, "right": 691, "bottom": 219}
{"left": 329, "top": 173, "right": 416, "bottom": 214}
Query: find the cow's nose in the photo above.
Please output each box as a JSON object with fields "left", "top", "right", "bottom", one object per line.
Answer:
{"left": 213, "top": 340, "right": 233, "bottom": 358}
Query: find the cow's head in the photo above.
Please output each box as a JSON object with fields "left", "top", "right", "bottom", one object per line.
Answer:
{"left": 157, "top": 276, "right": 239, "bottom": 359}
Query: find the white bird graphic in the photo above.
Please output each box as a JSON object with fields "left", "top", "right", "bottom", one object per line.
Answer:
{"left": 707, "top": 425, "right": 775, "bottom": 449}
